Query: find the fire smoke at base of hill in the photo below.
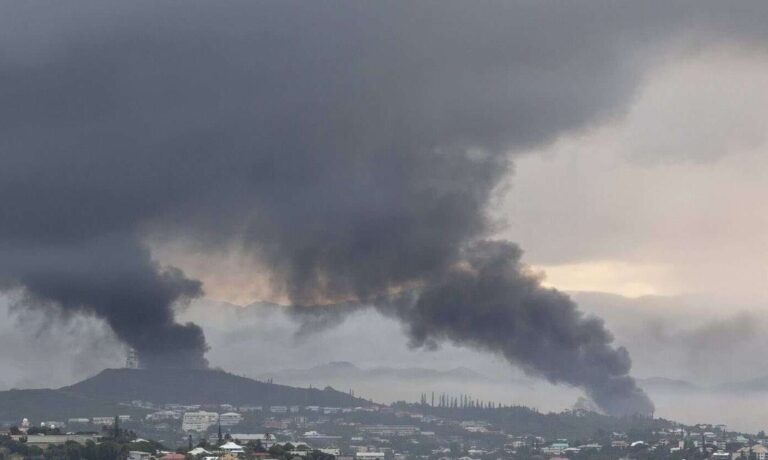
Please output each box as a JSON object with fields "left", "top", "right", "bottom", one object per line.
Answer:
{"left": 374, "top": 241, "right": 654, "bottom": 417}
{"left": 290, "top": 240, "right": 654, "bottom": 416}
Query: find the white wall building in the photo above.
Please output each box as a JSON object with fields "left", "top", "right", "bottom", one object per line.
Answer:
{"left": 356, "top": 452, "right": 386, "bottom": 460}
{"left": 91, "top": 417, "right": 115, "bottom": 426}
{"left": 41, "top": 421, "right": 65, "bottom": 429}
{"left": 238, "top": 405, "right": 262, "bottom": 412}
{"left": 219, "top": 412, "right": 243, "bottom": 426}
{"left": 146, "top": 410, "right": 182, "bottom": 421}
{"left": 128, "top": 452, "right": 152, "bottom": 460}
{"left": 182, "top": 411, "right": 219, "bottom": 432}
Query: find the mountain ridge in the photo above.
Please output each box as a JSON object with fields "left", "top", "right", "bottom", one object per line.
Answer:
{"left": 0, "top": 367, "right": 370, "bottom": 422}
{"left": 715, "top": 375, "right": 768, "bottom": 393}
{"left": 259, "top": 361, "right": 488, "bottom": 383}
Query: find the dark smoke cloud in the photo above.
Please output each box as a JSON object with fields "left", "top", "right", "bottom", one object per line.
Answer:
{"left": 2, "top": 1, "right": 768, "bottom": 409}
{"left": 0, "top": 235, "right": 207, "bottom": 368}
{"left": 379, "top": 242, "right": 652, "bottom": 416}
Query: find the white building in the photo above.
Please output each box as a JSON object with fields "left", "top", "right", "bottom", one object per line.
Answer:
{"left": 128, "top": 452, "right": 152, "bottom": 460}
{"left": 740, "top": 445, "right": 768, "bottom": 460}
{"left": 356, "top": 453, "right": 386, "bottom": 460}
{"left": 219, "top": 412, "right": 243, "bottom": 427}
{"left": 302, "top": 431, "right": 342, "bottom": 442}
{"left": 92, "top": 415, "right": 130, "bottom": 425}
{"left": 42, "top": 421, "right": 66, "bottom": 429}
{"left": 220, "top": 441, "right": 245, "bottom": 454}
{"left": 188, "top": 447, "right": 212, "bottom": 457}
{"left": 360, "top": 425, "right": 420, "bottom": 436}
{"left": 239, "top": 406, "right": 262, "bottom": 412}
{"left": 146, "top": 410, "right": 182, "bottom": 421}
{"left": 21, "top": 434, "right": 99, "bottom": 449}
{"left": 182, "top": 411, "right": 219, "bottom": 432}
{"left": 92, "top": 417, "right": 116, "bottom": 426}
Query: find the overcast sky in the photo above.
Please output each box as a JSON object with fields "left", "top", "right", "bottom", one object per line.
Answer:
{"left": 502, "top": 45, "right": 768, "bottom": 304}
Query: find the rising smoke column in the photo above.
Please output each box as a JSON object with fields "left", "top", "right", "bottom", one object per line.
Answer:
{"left": 3, "top": 1, "right": 767, "bottom": 405}
{"left": 0, "top": 235, "right": 207, "bottom": 368}
{"left": 381, "top": 241, "right": 653, "bottom": 416}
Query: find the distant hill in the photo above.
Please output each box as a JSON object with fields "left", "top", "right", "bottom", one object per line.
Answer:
{"left": 0, "top": 388, "right": 122, "bottom": 423}
{"left": 368, "top": 365, "right": 485, "bottom": 381}
{"left": 638, "top": 375, "right": 768, "bottom": 394}
{"left": 63, "top": 368, "right": 368, "bottom": 406}
{"left": 262, "top": 362, "right": 366, "bottom": 381}
{"left": 715, "top": 375, "right": 768, "bottom": 393}
{"left": 260, "top": 361, "right": 488, "bottom": 384}
{"left": 638, "top": 377, "right": 701, "bottom": 393}
{"left": 0, "top": 368, "right": 370, "bottom": 422}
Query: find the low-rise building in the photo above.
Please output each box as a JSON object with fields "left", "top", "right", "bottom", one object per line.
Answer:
{"left": 128, "top": 451, "right": 153, "bottom": 460}
{"left": 182, "top": 411, "right": 219, "bottom": 432}
{"left": 21, "top": 434, "right": 100, "bottom": 449}
{"left": 302, "top": 431, "right": 342, "bottom": 441}
{"left": 68, "top": 418, "right": 90, "bottom": 424}
{"left": 41, "top": 421, "right": 65, "bottom": 429}
{"left": 239, "top": 406, "right": 263, "bottom": 412}
{"left": 263, "top": 419, "right": 289, "bottom": 430}
{"left": 359, "top": 425, "right": 420, "bottom": 436}
{"left": 356, "top": 452, "right": 386, "bottom": 460}
{"left": 91, "top": 417, "right": 116, "bottom": 426}
{"left": 738, "top": 445, "right": 768, "bottom": 460}
{"left": 146, "top": 410, "right": 182, "bottom": 421}
{"left": 542, "top": 442, "right": 569, "bottom": 455}
{"left": 219, "top": 412, "right": 243, "bottom": 426}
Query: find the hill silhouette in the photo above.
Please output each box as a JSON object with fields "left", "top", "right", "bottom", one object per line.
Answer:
{"left": 0, "top": 368, "right": 370, "bottom": 422}
{"left": 63, "top": 368, "right": 367, "bottom": 406}
{"left": 260, "top": 361, "right": 488, "bottom": 383}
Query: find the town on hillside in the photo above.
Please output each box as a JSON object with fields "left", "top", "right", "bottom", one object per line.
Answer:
{"left": 2, "top": 395, "right": 767, "bottom": 460}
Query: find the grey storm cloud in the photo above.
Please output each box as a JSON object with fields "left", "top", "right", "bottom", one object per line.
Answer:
{"left": 2, "top": 1, "right": 768, "bottom": 413}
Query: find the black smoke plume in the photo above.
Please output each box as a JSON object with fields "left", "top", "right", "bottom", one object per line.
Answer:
{"left": 3, "top": 235, "right": 207, "bottom": 368}
{"left": 379, "top": 241, "right": 653, "bottom": 416}
{"left": 3, "top": 0, "right": 766, "bottom": 409}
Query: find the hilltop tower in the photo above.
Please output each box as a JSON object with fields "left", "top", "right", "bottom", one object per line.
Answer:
{"left": 125, "top": 348, "right": 140, "bottom": 369}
